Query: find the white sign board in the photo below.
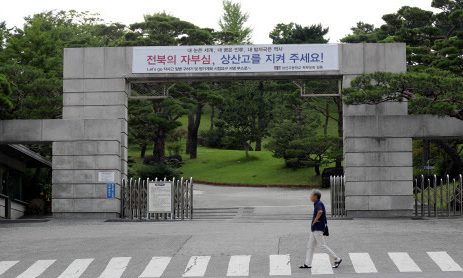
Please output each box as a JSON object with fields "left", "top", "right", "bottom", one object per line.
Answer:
{"left": 148, "top": 181, "right": 173, "bottom": 213}
{"left": 132, "top": 44, "right": 339, "bottom": 74}
{"left": 98, "top": 172, "right": 115, "bottom": 182}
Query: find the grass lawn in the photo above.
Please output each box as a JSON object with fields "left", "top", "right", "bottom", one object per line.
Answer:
{"left": 128, "top": 102, "right": 340, "bottom": 186}
{"left": 129, "top": 146, "right": 335, "bottom": 186}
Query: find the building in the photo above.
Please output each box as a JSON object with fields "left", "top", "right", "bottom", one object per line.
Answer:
{"left": 0, "top": 144, "right": 51, "bottom": 219}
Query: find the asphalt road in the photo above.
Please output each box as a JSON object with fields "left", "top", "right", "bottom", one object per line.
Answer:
{"left": 1, "top": 184, "right": 462, "bottom": 278}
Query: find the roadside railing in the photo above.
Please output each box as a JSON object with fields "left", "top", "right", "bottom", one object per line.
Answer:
{"left": 120, "top": 177, "right": 193, "bottom": 220}
{"left": 330, "top": 176, "right": 346, "bottom": 217}
{"left": 414, "top": 174, "right": 463, "bottom": 217}
{"left": 0, "top": 193, "right": 11, "bottom": 219}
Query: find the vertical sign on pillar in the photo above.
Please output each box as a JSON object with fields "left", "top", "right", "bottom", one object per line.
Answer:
{"left": 106, "top": 183, "right": 116, "bottom": 199}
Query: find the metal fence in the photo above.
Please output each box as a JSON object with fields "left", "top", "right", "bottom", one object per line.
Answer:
{"left": 129, "top": 82, "right": 176, "bottom": 99}
{"left": 120, "top": 177, "right": 194, "bottom": 220}
{"left": 414, "top": 174, "right": 463, "bottom": 217}
{"left": 330, "top": 176, "right": 346, "bottom": 217}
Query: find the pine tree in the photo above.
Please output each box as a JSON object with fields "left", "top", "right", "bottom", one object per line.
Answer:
{"left": 217, "top": 0, "right": 252, "bottom": 44}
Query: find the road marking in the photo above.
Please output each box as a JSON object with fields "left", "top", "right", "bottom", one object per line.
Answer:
{"left": 0, "top": 261, "right": 19, "bottom": 275}
{"left": 57, "top": 259, "right": 94, "bottom": 278}
{"left": 388, "top": 252, "right": 421, "bottom": 272}
{"left": 349, "top": 253, "right": 378, "bottom": 273}
{"left": 427, "top": 252, "right": 463, "bottom": 271}
{"left": 139, "top": 257, "right": 172, "bottom": 278}
{"left": 311, "top": 253, "right": 333, "bottom": 275}
{"left": 227, "top": 255, "right": 251, "bottom": 276}
{"left": 183, "top": 256, "right": 211, "bottom": 277}
{"left": 269, "top": 254, "right": 291, "bottom": 276}
{"left": 98, "top": 257, "right": 131, "bottom": 278}
{"left": 16, "top": 260, "right": 56, "bottom": 278}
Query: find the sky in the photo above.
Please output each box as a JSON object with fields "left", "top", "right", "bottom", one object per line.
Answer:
{"left": 1, "top": 0, "right": 440, "bottom": 44}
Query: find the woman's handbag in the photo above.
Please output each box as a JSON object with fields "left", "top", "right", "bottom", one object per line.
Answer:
{"left": 323, "top": 224, "right": 329, "bottom": 236}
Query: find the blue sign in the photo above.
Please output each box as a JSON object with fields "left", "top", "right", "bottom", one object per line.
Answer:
{"left": 106, "top": 183, "right": 116, "bottom": 199}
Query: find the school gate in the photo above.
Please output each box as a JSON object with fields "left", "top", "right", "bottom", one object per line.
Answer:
{"left": 1, "top": 43, "right": 463, "bottom": 218}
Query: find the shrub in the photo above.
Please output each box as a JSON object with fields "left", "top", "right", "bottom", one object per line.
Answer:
{"left": 166, "top": 141, "right": 183, "bottom": 156}
{"left": 135, "top": 164, "right": 182, "bottom": 181}
{"left": 26, "top": 199, "right": 46, "bottom": 215}
{"left": 201, "top": 128, "right": 225, "bottom": 148}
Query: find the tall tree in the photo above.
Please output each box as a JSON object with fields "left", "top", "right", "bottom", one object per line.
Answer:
{"left": 181, "top": 82, "right": 224, "bottom": 159}
{"left": 341, "top": 1, "right": 463, "bottom": 176}
{"left": 270, "top": 23, "right": 329, "bottom": 44}
{"left": 266, "top": 92, "right": 340, "bottom": 175}
{"left": 122, "top": 14, "right": 215, "bottom": 163}
{"left": 121, "top": 12, "right": 213, "bottom": 46}
{"left": 219, "top": 83, "right": 271, "bottom": 158}
{"left": 340, "top": 22, "right": 383, "bottom": 43}
{"left": 217, "top": 0, "right": 252, "bottom": 44}
{"left": 1, "top": 11, "right": 126, "bottom": 121}
{"left": 343, "top": 69, "right": 463, "bottom": 174}
{"left": 129, "top": 92, "right": 189, "bottom": 164}
{"left": 270, "top": 22, "right": 343, "bottom": 166}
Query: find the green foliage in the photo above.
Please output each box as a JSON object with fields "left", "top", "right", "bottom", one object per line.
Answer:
{"left": 121, "top": 12, "right": 213, "bottom": 46}
{"left": 200, "top": 126, "right": 226, "bottom": 148}
{"left": 166, "top": 141, "right": 183, "bottom": 156}
{"left": 134, "top": 164, "right": 182, "bottom": 181}
{"left": 270, "top": 23, "right": 329, "bottom": 44}
{"left": 343, "top": 69, "right": 463, "bottom": 121}
{"left": 218, "top": 82, "right": 274, "bottom": 157}
{"left": 129, "top": 89, "right": 189, "bottom": 164}
{"left": 0, "top": 74, "right": 12, "bottom": 110}
{"left": 26, "top": 199, "right": 47, "bottom": 215}
{"left": 266, "top": 91, "right": 341, "bottom": 174}
{"left": 340, "top": 22, "right": 384, "bottom": 43}
{"left": 0, "top": 65, "right": 62, "bottom": 120}
{"left": 218, "top": 0, "right": 252, "bottom": 44}
{"left": 0, "top": 10, "right": 123, "bottom": 122}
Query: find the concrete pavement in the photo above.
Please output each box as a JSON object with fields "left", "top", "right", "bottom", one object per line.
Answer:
{"left": 1, "top": 184, "right": 462, "bottom": 277}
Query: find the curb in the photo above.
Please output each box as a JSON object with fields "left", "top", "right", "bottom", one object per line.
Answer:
{"left": 193, "top": 180, "right": 321, "bottom": 188}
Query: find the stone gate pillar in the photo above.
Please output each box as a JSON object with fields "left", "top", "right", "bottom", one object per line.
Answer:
{"left": 343, "top": 102, "right": 414, "bottom": 217}
{"left": 52, "top": 48, "right": 129, "bottom": 218}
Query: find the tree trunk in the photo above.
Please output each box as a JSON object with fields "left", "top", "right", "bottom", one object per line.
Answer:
{"left": 140, "top": 143, "right": 147, "bottom": 158}
{"left": 255, "top": 138, "right": 262, "bottom": 151}
{"left": 324, "top": 101, "right": 330, "bottom": 135}
{"left": 185, "top": 110, "right": 194, "bottom": 155}
{"left": 422, "top": 140, "right": 430, "bottom": 170}
{"left": 245, "top": 142, "right": 249, "bottom": 158}
{"left": 432, "top": 139, "right": 463, "bottom": 175}
{"left": 190, "top": 103, "right": 203, "bottom": 159}
{"left": 315, "top": 164, "right": 321, "bottom": 176}
{"left": 210, "top": 106, "right": 215, "bottom": 130}
{"left": 255, "top": 80, "right": 264, "bottom": 152}
{"left": 335, "top": 97, "right": 343, "bottom": 138}
{"left": 335, "top": 97, "right": 343, "bottom": 168}
{"left": 152, "top": 131, "right": 166, "bottom": 165}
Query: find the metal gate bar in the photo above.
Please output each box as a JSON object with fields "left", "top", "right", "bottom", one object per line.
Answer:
{"left": 120, "top": 177, "right": 194, "bottom": 220}
{"left": 414, "top": 174, "right": 463, "bottom": 217}
{"left": 330, "top": 176, "right": 346, "bottom": 217}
